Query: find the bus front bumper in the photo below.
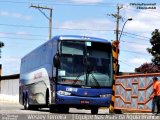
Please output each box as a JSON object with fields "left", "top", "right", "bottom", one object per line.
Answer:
{"left": 55, "top": 94, "right": 111, "bottom": 107}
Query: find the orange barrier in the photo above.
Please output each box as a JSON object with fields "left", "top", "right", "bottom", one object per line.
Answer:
{"left": 114, "top": 73, "right": 160, "bottom": 112}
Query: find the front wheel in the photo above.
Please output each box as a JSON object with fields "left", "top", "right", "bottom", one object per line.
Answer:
{"left": 50, "top": 105, "right": 69, "bottom": 113}
{"left": 91, "top": 107, "right": 98, "bottom": 114}
{"left": 60, "top": 107, "right": 69, "bottom": 113}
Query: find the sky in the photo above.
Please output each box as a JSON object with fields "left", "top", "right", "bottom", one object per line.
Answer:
{"left": 0, "top": 0, "right": 159, "bottom": 76}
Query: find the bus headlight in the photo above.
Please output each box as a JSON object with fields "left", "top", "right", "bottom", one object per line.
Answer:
{"left": 57, "top": 90, "right": 71, "bottom": 96}
{"left": 100, "top": 94, "right": 112, "bottom": 98}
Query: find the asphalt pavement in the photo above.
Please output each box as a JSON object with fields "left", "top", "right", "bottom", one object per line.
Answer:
{"left": 0, "top": 103, "right": 160, "bottom": 120}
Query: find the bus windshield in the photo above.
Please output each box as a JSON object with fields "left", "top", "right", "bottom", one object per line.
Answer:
{"left": 57, "top": 40, "right": 112, "bottom": 87}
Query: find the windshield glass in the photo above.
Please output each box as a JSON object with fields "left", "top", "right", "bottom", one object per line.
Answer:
{"left": 57, "top": 40, "right": 112, "bottom": 87}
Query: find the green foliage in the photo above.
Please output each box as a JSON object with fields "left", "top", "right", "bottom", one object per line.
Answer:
{"left": 135, "top": 29, "right": 160, "bottom": 73}
{"left": 147, "top": 29, "right": 160, "bottom": 66}
{"left": 0, "top": 41, "right": 4, "bottom": 48}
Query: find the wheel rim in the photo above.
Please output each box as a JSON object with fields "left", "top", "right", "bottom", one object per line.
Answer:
{"left": 24, "top": 97, "right": 29, "bottom": 110}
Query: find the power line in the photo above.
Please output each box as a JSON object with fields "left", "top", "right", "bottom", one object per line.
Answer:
{"left": 0, "top": 0, "right": 117, "bottom": 7}
{"left": 0, "top": 31, "right": 150, "bottom": 46}
{"left": 120, "top": 40, "right": 150, "bottom": 45}
{"left": 0, "top": 36, "right": 46, "bottom": 41}
{"left": 0, "top": 31, "right": 47, "bottom": 37}
{"left": 0, "top": 23, "right": 48, "bottom": 29}
{"left": 0, "top": 31, "right": 151, "bottom": 47}
{"left": 0, "top": 23, "right": 114, "bottom": 31}
{"left": 0, "top": 23, "right": 151, "bottom": 39}
{"left": 119, "top": 60, "right": 136, "bottom": 68}
{"left": 0, "top": 23, "right": 152, "bottom": 46}
{"left": 123, "top": 34, "right": 149, "bottom": 41}
{"left": 0, "top": 24, "right": 152, "bottom": 42}
{"left": 121, "top": 49, "right": 149, "bottom": 56}
{"left": 124, "top": 32, "right": 151, "bottom": 39}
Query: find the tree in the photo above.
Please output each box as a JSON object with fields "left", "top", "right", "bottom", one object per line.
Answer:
{"left": 135, "top": 63, "right": 160, "bottom": 73}
{"left": 135, "top": 29, "right": 160, "bottom": 73}
{"left": 147, "top": 29, "right": 160, "bottom": 66}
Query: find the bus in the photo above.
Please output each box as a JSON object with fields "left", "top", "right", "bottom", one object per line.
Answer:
{"left": 19, "top": 35, "right": 113, "bottom": 114}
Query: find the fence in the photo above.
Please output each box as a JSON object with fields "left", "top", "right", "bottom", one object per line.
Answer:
{"left": 114, "top": 73, "right": 160, "bottom": 112}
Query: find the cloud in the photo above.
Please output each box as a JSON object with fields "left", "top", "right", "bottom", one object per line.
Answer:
{"left": 129, "top": 58, "right": 151, "bottom": 68}
{"left": 58, "top": 19, "right": 114, "bottom": 39}
{"left": 0, "top": 11, "right": 32, "bottom": 21}
{"left": 71, "top": 0, "right": 103, "bottom": 4}
{"left": 16, "top": 31, "right": 29, "bottom": 36}
{"left": 0, "top": 11, "right": 9, "bottom": 16}
{"left": 123, "top": 6, "right": 160, "bottom": 34}
{"left": 126, "top": 44, "right": 150, "bottom": 53}
{"left": 118, "top": 6, "right": 159, "bottom": 72}
{"left": 60, "top": 19, "right": 113, "bottom": 29}
{"left": 0, "top": 32, "right": 7, "bottom": 37}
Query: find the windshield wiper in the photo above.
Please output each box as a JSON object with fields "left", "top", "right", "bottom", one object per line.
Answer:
{"left": 87, "top": 66, "right": 100, "bottom": 87}
{"left": 89, "top": 73, "right": 100, "bottom": 87}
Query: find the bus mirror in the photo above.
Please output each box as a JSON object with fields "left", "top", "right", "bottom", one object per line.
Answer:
{"left": 115, "top": 64, "right": 120, "bottom": 75}
{"left": 54, "top": 53, "right": 60, "bottom": 68}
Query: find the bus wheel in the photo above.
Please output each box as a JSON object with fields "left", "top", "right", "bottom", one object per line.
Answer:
{"left": 91, "top": 107, "right": 98, "bottom": 114}
{"left": 60, "top": 107, "right": 69, "bottom": 113}
{"left": 24, "top": 96, "right": 30, "bottom": 110}
{"left": 50, "top": 105, "right": 56, "bottom": 113}
{"left": 46, "top": 89, "right": 49, "bottom": 107}
{"left": 114, "top": 109, "right": 122, "bottom": 114}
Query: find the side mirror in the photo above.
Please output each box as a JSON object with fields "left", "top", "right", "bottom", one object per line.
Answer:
{"left": 115, "top": 64, "right": 120, "bottom": 75}
{"left": 53, "top": 53, "right": 60, "bottom": 68}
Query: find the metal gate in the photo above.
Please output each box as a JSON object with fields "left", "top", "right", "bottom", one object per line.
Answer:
{"left": 114, "top": 73, "right": 160, "bottom": 112}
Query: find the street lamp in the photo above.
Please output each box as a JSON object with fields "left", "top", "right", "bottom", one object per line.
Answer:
{"left": 118, "top": 18, "right": 132, "bottom": 41}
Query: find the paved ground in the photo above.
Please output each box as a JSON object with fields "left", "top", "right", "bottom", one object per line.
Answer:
{"left": 0, "top": 103, "right": 160, "bottom": 120}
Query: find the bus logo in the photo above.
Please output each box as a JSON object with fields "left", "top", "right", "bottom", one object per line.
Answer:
{"left": 84, "top": 92, "right": 88, "bottom": 95}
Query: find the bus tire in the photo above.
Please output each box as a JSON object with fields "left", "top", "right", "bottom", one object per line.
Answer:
{"left": 114, "top": 109, "right": 122, "bottom": 114}
{"left": 22, "top": 93, "right": 25, "bottom": 105}
{"left": 46, "top": 89, "right": 49, "bottom": 107}
{"left": 60, "top": 107, "right": 69, "bottom": 113}
{"left": 50, "top": 105, "right": 57, "bottom": 113}
{"left": 24, "top": 94, "right": 30, "bottom": 110}
{"left": 91, "top": 107, "right": 98, "bottom": 114}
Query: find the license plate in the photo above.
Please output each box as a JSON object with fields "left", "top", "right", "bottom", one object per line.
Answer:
{"left": 80, "top": 100, "right": 90, "bottom": 104}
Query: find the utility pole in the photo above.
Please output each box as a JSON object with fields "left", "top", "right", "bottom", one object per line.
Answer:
{"left": 116, "top": 5, "right": 123, "bottom": 41}
{"left": 108, "top": 4, "right": 123, "bottom": 114}
{"left": 30, "top": 5, "right": 53, "bottom": 40}
{"left": 108, "top": 5, "right": 123, "bottom": 41}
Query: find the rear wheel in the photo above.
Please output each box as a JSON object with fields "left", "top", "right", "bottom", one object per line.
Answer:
{"left": 91, "top": 107, "right": 98, "bottom": 114}
{"left": 24, "top": 95, "right": 30, "bottom": 110}
{"left": 23, "top": 94, "right": 38, "bottom": 110}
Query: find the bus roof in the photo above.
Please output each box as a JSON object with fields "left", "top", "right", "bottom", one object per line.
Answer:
{"left": 53, "top": 35, "right": 110, "bottom": 43}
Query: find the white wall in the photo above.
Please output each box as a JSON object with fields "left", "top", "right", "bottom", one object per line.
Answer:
{"left": 0, "top": 79, "right": 19, "bottom": 104}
